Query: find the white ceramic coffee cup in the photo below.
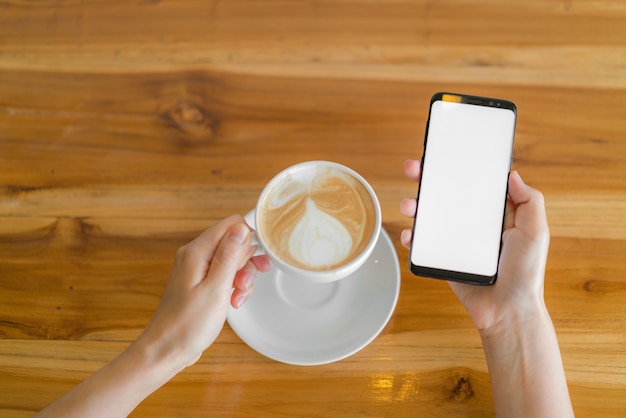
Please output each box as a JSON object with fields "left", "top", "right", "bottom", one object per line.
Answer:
{"left": 250, "top": 161, "right": 381, "bottom": 283}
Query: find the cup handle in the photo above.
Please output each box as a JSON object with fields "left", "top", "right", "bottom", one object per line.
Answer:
{"left": 244, "top": 209, "right": 265, "bottom": 257}
{"left": 249, "top": 230, "right": 266, "bottom": 257}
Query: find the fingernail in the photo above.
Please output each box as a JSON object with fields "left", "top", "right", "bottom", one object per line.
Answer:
{"left": 242, "top": 271, "right": 254, "bottom": 290}
{"left": 231, "top": 223, "right": 249, "bottom": 244}
{"left": 234, "top": 294, "right": 244, "bottom": 308}
{"left": 235, "top": 292, "right": 249, "bottom": 309}
{"left": 511, "top": 170, "right": 523, "bottom": 184}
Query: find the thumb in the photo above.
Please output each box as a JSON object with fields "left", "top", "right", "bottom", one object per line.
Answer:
{"left": 507, "top": 170, "right": 550, "bottom": 241}
{"left": 508, "top": 170, "right": 532, "bottom": 206}
{"left": 508, "top": 171, "right": 545, "bottom": 213}
{"left": 203, "top": 222, "right": 251, "bottom": 293}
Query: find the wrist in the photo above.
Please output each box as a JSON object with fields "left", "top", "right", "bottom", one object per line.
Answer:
{"left": 479, "top": 296, "right": 552, "bottom": 344}
{"left": 477, "top": 298, "right": 574, "bottom": 418}
{"left": 35, "top": 333, "right": 187, "bottom": 418}
{"left": 124, "top": 332, "right": 187, "bottom": 392}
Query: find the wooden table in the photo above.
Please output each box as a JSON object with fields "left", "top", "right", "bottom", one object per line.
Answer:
{"left": 1, "top": 1, "right": 625, "bottom": 416}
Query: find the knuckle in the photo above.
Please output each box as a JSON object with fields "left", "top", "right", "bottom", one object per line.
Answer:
{"left": 214, "top": 240, "right": 242, "bottom": 267}
{"left": 174, "top": 244, "right": 190, "bottom": 265}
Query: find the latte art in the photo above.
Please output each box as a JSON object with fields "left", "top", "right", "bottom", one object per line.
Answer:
{"left": 258, "top": 165, "right": 376, "bottom": 271}
{"left": 290, "top": 198, "right": 353, "bottom": 267}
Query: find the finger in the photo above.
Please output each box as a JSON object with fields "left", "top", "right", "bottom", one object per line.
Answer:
{"left": 400, "top": 229, "right": 413, "bottom": 249}
{"left": 203, "top": 222, "right": 251, "bottom": 294}
{"left": 508, "top": 170, "right": 532, "bottom": 206}
{"left": 191, "top": 215, "right": 246, "bottom": 259}
{"left": 503, "top": 171, "right": 528, "bottom": 232}
{"left": 250, "top": 254, "right": 271, "bottom": 273}
{"left": 509, "top": 171, "right": 547, "bottom": 220}
{"left": 231, "top": 285, "right": 254, "bottom": 309}
{"left": 507, "top": 170, "right": 550, "bottom": 239}
{"left": 231, "top": 256, "right": 270, "bottom": 308}
{"left": 503, "top": 195, "right": 516, "bottom": 231}
{"left": 233, "top": 259, "right": 258, "bottom": 292}
{"left": 175, "top": 215, "right": 247, "bottom": 287}
{"left": 238, "top": 244, "right": 257, "bottom": 271}
{"left": 400, "top": 198, "right": 417, "bottom": 218}
{"left": 403, "top": 159, "right": 421, "bottom": 182}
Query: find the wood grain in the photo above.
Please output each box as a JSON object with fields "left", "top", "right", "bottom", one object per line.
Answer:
{"left": 1, "top": 1, "right": 625, "bottom": 416}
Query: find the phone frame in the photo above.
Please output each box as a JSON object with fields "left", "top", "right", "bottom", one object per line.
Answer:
{"left": 409, "top": 92, "right": 517, "bottom": 285}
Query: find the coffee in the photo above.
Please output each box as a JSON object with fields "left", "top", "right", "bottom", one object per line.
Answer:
{"left": 258, "top": 164, "right": 377, "bottom": 271}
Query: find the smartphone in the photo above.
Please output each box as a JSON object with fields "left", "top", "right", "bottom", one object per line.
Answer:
{"left": 409, "top": 92, "right": 516, "bottom": 285}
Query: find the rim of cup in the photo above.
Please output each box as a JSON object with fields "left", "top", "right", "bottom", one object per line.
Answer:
{"left": 254, "top": 160, "right": 382, "bottom": 282}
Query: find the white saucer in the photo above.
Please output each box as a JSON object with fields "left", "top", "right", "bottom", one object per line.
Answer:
{"left": 226, "top": 226, "right": 400, "bottom": 366}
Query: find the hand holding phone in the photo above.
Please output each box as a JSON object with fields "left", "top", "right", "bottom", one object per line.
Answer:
{"left": 402, "top": 159, "right": 570, "bottom": 418}
{"left": 409, "top": 92, "right": 516, "bottom": 285}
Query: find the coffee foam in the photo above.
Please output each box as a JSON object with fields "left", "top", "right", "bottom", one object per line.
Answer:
{"left": 259, "top": 165, "right": 376, "bottom": 271}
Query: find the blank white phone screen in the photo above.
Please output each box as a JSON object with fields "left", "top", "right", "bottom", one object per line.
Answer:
{"left": 411, "top": 100, "right": 516, "bottom": 277}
